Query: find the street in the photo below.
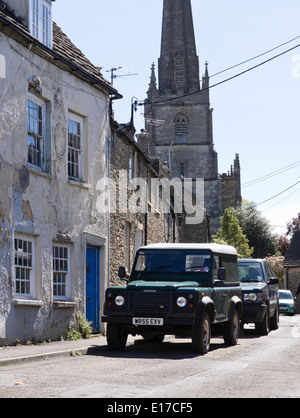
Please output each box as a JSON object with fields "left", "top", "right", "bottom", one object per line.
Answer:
{"left": 0, "top": 315, "right": 299, "bottom": 399}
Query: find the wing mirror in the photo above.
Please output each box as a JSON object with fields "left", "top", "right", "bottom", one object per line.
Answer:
{"left": 118, "top": 266, "right": 129, "bottom": 282}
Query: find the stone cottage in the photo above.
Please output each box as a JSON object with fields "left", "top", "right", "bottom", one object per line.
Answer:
{"left": 109, "top": 122, "right": 180, "bottom": 286}
{"left": 283, "top": 230, "right": 300, "bottom": 313}
{"left": 0, "top": 0, "right": 121, "bottom": 344}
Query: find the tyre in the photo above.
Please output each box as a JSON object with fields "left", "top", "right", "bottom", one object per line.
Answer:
{"left": 270, "top": 304, "right": 279, "bottom": 331}
{"left": 107, "top": 323, "right": 128, "bottom": 351}
{"left": 255, "top": 308, "right": 270, "bottom": 336}
{"left": 191, "top": 312, "right": 211, "bottom": 355}
{"left": 223, "top": 310, "right": 240, "bottom": 346}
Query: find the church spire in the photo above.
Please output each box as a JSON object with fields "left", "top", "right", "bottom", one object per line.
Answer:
{"left": 147, "top": 62, "right": 158, "bottom": 96}
{"left": 202, "top": 61, "right": 210, "bottom": 90}
{"left": 158, "top": 0, "right": 200, "bottom": 94}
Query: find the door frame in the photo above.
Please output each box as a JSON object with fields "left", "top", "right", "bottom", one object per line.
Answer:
{"left": 86, "top": 245, "right": 100, "bottom": 333}
{"left": 83, "top": 234, "right": 107, "bottom": 334}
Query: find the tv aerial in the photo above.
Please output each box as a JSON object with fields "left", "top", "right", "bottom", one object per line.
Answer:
{"left": 106, "top": 67, "right": 138, "bottom": 86}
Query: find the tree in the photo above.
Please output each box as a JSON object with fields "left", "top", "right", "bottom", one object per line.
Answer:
{"left": 213, "top": 208, "right": 253, "bottom": 259}
{"left": 287, "top": 213, "right": 300, "bottom": 237}
{"left": 277, "top": 235, "right": 290, "bottom": 256}
{"left": 233, "top": 202, "right": 277, "bottom": 258}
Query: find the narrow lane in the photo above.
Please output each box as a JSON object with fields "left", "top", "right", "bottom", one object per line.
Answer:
{"left": 0, "top": 315, "right": 299, "bottom": 398}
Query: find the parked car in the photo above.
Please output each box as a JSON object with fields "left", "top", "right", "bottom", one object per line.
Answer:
{"left": 238, "top": 259, "right": 279, "bottom": 335}
{"left": 103, "top": 244, "right": 243, "bottom": 355}
{"left": 279, "top": 290, "right": 295, "bottom": 316}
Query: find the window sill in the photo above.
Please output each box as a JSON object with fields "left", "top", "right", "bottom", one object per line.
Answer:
{"left": 27, "top": 165, "right": 52, "bottom": 180}
{"left": 14, "top": 299, "right": 44, "bottom": 307}
{"left": 53, "top": 301, "right": 77, "bottom": 309}
{"left": 68, "top": 179, "right": 91, "bottom": 190}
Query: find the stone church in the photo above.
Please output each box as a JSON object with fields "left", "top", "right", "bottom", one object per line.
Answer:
{"left": 138, "top": 0, "right": 241, "bottom": 238}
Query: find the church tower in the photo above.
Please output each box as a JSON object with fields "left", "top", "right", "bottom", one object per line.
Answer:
{"left": 140, "top": 0, "right": 241, "bottom": 236}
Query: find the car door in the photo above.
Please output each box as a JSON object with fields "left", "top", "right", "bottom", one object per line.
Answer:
{"left": 263, "top": 261, "right": 277, "bottom": 315}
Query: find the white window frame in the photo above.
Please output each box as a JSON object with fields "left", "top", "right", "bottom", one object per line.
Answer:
{"left": 29, "top": 0, "right": 53, "bottom": 49}
{"left": 68, "top": 113, "right": 83, "bottom": 181}
{"left": 27, "top": 94, "right": 46, "bottom": 170}
{"left": 52, "top": 244, "right": 71, "bottom": 301}
{"left": 14, "top": 234, "right": 36, "bottom": 298}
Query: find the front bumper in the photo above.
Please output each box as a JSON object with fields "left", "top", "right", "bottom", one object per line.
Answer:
{"left": 242, "top": 302, "right": 267, "bottom": 324}
{"left": 102, "top": 315, "right": 196, "bottom": 327}
{"left": 279, "top": 304, "right": 295, "bottom": 314}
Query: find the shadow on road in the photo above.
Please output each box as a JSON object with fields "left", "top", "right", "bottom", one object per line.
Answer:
{"left": 86, "top": 337, "right": 242, "bottom": 360}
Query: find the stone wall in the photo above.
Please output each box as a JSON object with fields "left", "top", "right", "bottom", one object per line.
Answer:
{"left": 110, "top": 126, "right": 179, "bottom": 287}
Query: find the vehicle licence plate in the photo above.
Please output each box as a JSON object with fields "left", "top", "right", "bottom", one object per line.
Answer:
{"left": 133, "top": 318, "right": 164, "bottom": 326}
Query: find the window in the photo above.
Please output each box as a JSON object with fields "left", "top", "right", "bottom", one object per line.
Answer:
{"left": 129, "top": 151, "right": 135, "bottom": 181}
{"left": 14, "top": 236, "right": 35, "bottom": 297}
{"left": 53, "top": 245, "right": 70, "bottom": 300}
{"left": 124, "top": 223, "right": 131, "bottom": 271}
{"left": 175, "top": 115, "right": 188, "bottom": 136}
{"left": 29, "top": 0, "right": 53, "bottom": 48}
{"left": 174, "top": 53, "right": 185, "bottom": 83}
{"left": 27, "top": 97, "right": 45, "bottom": 169}
{"left": 68, "top": 114, "right": 83, "bottom": 180}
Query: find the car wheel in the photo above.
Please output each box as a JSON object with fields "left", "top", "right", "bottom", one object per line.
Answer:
{"left": 270, "top": 304, "right": 279, "bottom": 331}
{"left": 255, "top": 308, "right": 270, "bottom": 336}
{"left": 107, "top": 323, "right": 128, "bottom": 351}
{"left": 223, "top": 310, "right": 240, "bottom": 346}
{"left": 192, "top": 312, "right": 211, "bottom": 355}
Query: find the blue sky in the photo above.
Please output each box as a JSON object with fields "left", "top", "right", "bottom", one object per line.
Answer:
{"left": 53, "top": 0, "right": 300, "bottom": 236}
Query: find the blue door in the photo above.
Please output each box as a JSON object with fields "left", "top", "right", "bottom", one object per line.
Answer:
{"left": 86, "top": 246, "right": 100, "bottom": 333}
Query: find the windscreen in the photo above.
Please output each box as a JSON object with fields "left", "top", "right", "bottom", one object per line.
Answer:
{"left": 279, "top": 291, "right": 293, "bottom": 300}
{"left": 238, "top": 261, "right": 264, "bottom": 283}
{"left": 131, "top": 250, "right": 212, "bottom": 282}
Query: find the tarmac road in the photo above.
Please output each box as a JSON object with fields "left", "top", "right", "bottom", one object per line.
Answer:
{"left": 0, "top": 315, "right": 299, "bottom": 399}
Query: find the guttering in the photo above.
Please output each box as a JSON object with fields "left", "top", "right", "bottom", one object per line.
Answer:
{"left": 0, "top": 13, "right": 122, "bottom": 100}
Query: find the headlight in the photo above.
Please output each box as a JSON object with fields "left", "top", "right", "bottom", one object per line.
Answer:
{"left": 177, "top": 297, "right": 187, "bottom": 308}
{"left": 115, "top": 295, "right": 125, "bottom": 306}
{"left": 244, "top": 293, "right": 258, "bottom": 302}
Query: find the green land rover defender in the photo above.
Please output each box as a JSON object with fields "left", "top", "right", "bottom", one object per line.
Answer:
{"left": 103, "top": 244, "right": 243, "bottom": 355}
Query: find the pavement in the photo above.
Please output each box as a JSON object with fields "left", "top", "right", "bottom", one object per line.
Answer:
{"left": 0, "top": 335, "right": 107, "bottom": 367}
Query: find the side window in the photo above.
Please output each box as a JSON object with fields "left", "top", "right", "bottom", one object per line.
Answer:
{"left": 52, "top": 244, "right": 71, "bottom": 300}
{"left": 29, "top": 0, "right": 53, "bottom": 49}
{"left": 264, "top": 262, "right": 273, "bottom": 281}
{"left": 68, "top": 113, "right": 83, "bottom": 181}
{"left": 27, "top": 96, "right": 45, "bottom": 170}
{"left": 213, "top": 256, "right": 221, "bottom": 281}
{"left": 14, "top": 235, "right": 36, "bottom": 298}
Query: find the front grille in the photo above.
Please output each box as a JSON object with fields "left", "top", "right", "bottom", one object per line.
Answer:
{"left": 128, "top": 291, "right": 172, "bottom": 314}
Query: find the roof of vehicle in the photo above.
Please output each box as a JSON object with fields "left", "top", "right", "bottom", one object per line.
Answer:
{"left": 238, "top": 259, "right": 265, "bottom": 263}
{"left": 139, "top": 243, "right": 237, "bottom": 256}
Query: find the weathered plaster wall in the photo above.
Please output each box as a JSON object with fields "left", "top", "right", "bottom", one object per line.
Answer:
{"left": 0, "top": 32, "right": 110, "bottom": 344}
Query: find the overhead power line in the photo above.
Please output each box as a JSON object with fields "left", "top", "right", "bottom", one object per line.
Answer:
{"left": 210, "top": 35, "right": 300, "bottom": 79}
{"left": 148, "top": 40, "right": 300, "bottom": 106}
{"left": 256, "top": 181, "right": 300, "bottom": 207}
{"left": 242, "top": 160, "right": 300, "bottom": 188}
